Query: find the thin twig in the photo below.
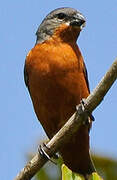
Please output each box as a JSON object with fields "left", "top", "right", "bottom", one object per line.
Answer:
{"left": 14, "top": 58, "right": 117, "bottom": 180}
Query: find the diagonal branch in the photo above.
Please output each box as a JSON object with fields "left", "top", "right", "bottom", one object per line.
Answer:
{"left": 14, "top": 58, "right": 117, "bottom": 180}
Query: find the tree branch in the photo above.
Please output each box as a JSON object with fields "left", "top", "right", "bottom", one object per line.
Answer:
{"left": 14, "top": 58, "right": 117, "bottom": 180}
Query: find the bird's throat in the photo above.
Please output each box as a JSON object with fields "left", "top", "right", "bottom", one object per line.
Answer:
{"left": 51, "top": 24, "right": 80, "bottom": 43}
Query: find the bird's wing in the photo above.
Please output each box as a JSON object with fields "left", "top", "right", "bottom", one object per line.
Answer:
{"left": 24, "top": 63, "right": 29, "bottom": 88}
{"left": 83, "top": 61, "right": 90, "bottom": 93}
{"left": 24, "top": 50, "right": 32, "bottom": 90}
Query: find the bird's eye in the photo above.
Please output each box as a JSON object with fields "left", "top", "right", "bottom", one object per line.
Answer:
{"left": 57, "top": 13, "right": 67, "bottom": 19}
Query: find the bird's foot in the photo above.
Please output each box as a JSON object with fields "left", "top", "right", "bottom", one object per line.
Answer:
{"left": 76, "top": 98, "right": 95, "bottom": 125}
{"left": 38, "top": 143, "right": 58, "bottom": 165}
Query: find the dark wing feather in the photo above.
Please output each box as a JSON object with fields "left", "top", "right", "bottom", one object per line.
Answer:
{"left": 83, "top": 61, "right": 90, "bottom": 93}
{"left": 24, "top": 63, "right": 29, "bottom": 88}
{"left": 83, "top": 62, "right": 94, "bottom": 132}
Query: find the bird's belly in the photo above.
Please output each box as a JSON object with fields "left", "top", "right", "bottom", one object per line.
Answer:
{"left": 29, "top": 67, "right": 89, "bottom": 138}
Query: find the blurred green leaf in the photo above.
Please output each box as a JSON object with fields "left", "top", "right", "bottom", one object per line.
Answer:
{"left": 62, "top": 164, "right": 103, "bottom": 180}
{"left": 62, "top": 164, "right": 85, "bottom": 180}
{"left": 88, "top": 172, "right": 103, "bottom": 180}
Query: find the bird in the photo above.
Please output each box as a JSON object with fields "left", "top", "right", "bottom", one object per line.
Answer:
{"left": 24, "top": 7, "right": 95, "bottom": 176}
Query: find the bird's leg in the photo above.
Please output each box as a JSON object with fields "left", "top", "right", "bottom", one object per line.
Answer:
{"left": 82, "top": 98, "right": 95, "bottom": 121}
{"left": 76, "top": 98, "right": 95, "bottom": 125}
{"left": 38, "top": 143, "right": 58, "bottom": 165}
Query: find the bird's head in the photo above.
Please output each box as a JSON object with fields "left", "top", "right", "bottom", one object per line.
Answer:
{"left": 36, "top": 7, "right": 86, "bottom": 44}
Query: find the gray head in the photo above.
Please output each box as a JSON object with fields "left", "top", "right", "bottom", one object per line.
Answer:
{"left": 36, "top": 7, "right": 86, "bottom": 44}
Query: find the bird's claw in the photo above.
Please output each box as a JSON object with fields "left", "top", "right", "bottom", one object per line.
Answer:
{"left": 76, "top": 98, "right": 95, "bottom": 125}
{"left": 38, "top": 143, "right": 57, "bottom": 165}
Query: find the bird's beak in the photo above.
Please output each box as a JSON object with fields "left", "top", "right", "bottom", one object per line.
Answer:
{"left": 70, "top": 13, "right": 86, "bottom": 30}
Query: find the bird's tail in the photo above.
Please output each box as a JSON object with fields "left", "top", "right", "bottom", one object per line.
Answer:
{"left": 59, "top": 125, "right": 96, "bottom": 176}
